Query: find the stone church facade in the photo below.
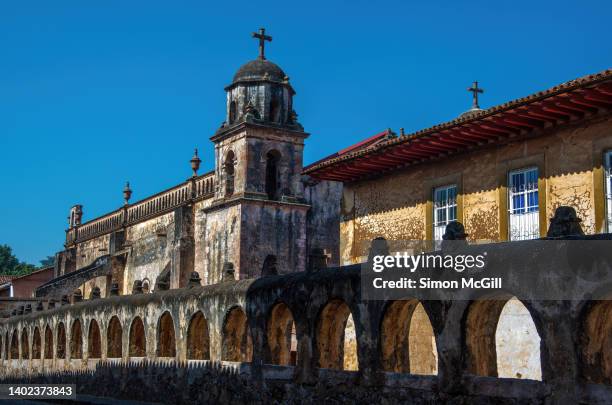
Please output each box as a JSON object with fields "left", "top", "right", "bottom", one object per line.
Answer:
{"left": 53, "top": 48, "right": 342, "bottom": 299}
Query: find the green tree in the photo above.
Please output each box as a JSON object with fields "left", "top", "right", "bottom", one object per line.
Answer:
{"left": 0, "top": 244, "right": 37, "bottom": 276}
{"left": 39, "top": 255, "right": 56, "bottom": 267}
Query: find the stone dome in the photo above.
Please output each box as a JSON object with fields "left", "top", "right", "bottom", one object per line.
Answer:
{"left": 232, "top": 59, "right": 287, "bottom": 83}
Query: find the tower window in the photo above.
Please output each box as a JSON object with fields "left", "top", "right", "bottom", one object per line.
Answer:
{"left": 225, "top": 151, "right": 235, "bottom": 196}
{"left": 229, "top": 101, "right": 237, "bottom": 124}
{"left": 269, "top": 98, "right": 280, "bottom": 123}
{"left": 265, "top": 150, "right": 281, "bottom": 200}
{"left": 508, "top": 167, "right": 539, "bottom": 241}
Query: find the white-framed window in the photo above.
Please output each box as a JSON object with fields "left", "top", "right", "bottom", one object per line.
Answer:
{"left": 508, "top": 167, "right": 539, "bottom": 241}
{"left": 605, "top": 151, "right": 612, "bottom": 232}
{"left": 433, "top": 184, "right": 457, "bottom": 241}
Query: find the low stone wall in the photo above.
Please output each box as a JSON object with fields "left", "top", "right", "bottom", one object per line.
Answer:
{"left": 1, "top": 238, "right": 611, "bottom": 404}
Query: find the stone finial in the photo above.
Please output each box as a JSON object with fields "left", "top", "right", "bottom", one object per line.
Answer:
{"left": 35, "top": 302, "right": 44, "bottom": 311}
{"left": 90, "top": 287, "right": 101, "bottom": 300}
{"left": 443, "top": 221, "right": 468, "bottom": 240}
{"left": 73, "top": 289, "right": 83, "bottom": 303}
{"left": 547, "top": 206, "right": 584, "bottom": 238}
{"left": 123, "top": 182, "right": 132, "bottom": 205}
{"left": 69, "top": 204, "right": 83, "bottom": 228}
{"left": 47, "top": 299, "right": 56, "bottom": 309}
{"left": 308, "top": 248, "right": 328, "bottom": 272}
{"left": 110, "top": 283, "right": 120, "bottom": 296}
{"left": 368, "top": 237, "right": 390, "bottom": 263}
{"left": 61, "top": 295, "right": 70, "bottom": 306}
{"left": 132, "top": 280, "right": 143, "bottom": 294}
{"left": 190, "top": 148, "right": 201, "bottom": 177}
{"left": 24, "top": 304, "right": 32, "bottom": 314}
{"left": 222, "top": 262, "right": 235, "bottom": 282}
{"left": 156, "top": 278, "right": 170, "bottom": 291}
{"left": 441, "top": 221, "right": 469, "bottom": 251}
{"left": 288, "top": 109, "right": 303, "bottom": 128}
{"left": 188, "top": 272, "right": 202, "bottom": 288}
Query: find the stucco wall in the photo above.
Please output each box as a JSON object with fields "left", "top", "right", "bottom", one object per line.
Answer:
{"left": 340, "top": 117, "right": 612, "bottom": 262}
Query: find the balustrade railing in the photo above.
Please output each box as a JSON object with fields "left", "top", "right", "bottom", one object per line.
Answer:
{"left": 66, "top": 171, "right": 215, "bottom": 244}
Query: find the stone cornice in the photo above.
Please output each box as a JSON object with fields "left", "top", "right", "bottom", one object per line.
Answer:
{"left": 211, "top": 121, "right": 309, "bottom": 144}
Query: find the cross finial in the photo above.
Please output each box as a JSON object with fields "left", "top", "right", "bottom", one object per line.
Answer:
{"left": 467, "top": 81, "right": 484, "bottom": 109}
{"left": 252, "top": 28, "right": 272, "bottom": 60}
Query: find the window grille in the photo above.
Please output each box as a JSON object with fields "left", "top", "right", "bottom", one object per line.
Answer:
{"left": 508, "top": 167, "right": 539, "bottom": 241}
{"left": 433, "top": 184, "right": 457, "bottom": 241}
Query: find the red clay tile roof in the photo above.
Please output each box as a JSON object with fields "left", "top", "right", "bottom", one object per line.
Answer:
{"left": 303, "top": 130, "right": 391, "bottom": 171}
{"left": 0, "top": 275, "right": 16, "bottom": 285}
{"left": 10, "top": 266, "right": 54, "bottom": 281}
{"left": 303, "top": 69, "right": 612, "bottom": 182}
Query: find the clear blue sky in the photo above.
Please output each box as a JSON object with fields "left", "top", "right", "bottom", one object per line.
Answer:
{"left": 1, "top": 1, "right": 610, "bottom": 264}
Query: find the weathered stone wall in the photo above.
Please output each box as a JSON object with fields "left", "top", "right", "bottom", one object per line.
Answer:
{"left": 193, "top": 198, "right": 214, "bottom": 284}
{"left": 75, "top": 234, "right": 110, "bottom": 270}
{"left": 202, "top": 204, "right": 242, "bottom": 283}
{"left": 80, "top": 275, "right": 108, "bottom": 299}
{"left": 304, "top": 177, "right": 342, "bottom": 267}
{"left": 71, "top": 213, "right": 177, "bottom": 296}
{"left": 65, "top": 177, "right": 338, "bottom": 293}
{"left": 244, "top": 127, "right": 306, "bottom": 200}
{"left": 341, "top": 117, "right": 612, "bottom": 262}
{"left": 122, "top": 212, "right": 176, "bottom": 294}
{"left": 240, "top": 201, "right": 309, "bottom": 277}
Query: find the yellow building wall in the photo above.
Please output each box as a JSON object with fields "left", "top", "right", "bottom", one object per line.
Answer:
{"left": 340, "top": 117, "right": 612, "bottom": 263}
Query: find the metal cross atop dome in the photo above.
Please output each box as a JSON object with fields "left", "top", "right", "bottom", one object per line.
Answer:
{"left": 467, "top": 81, "right": 484, "bottom": 109}
{"left": 252, "top": 28, "right": 272, "bottom": 60}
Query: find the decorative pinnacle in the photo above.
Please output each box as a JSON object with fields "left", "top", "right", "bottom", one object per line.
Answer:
{"left": 252, "top": 28, "right": 272, "bottom": 60}
{"left": 123, "top": 181, "right": 132, "bottom": 205}
{"left": 467, "top": 81, "right": 484, "bottom": 109}
{"left": 190, "top": 148, "right": 201, "bottom": 177}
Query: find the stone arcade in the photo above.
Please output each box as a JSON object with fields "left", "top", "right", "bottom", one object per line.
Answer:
{"left": 1, "top": 31, "right": 612, "bottom": 404}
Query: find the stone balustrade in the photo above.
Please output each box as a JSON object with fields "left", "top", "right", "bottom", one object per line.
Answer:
{"left": 65, "top": 171, "right": 215, "bottom": 245}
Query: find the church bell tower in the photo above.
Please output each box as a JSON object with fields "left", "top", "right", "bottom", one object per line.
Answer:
{"left": 203, "top": 28, "right": 310, "bottom": 282}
